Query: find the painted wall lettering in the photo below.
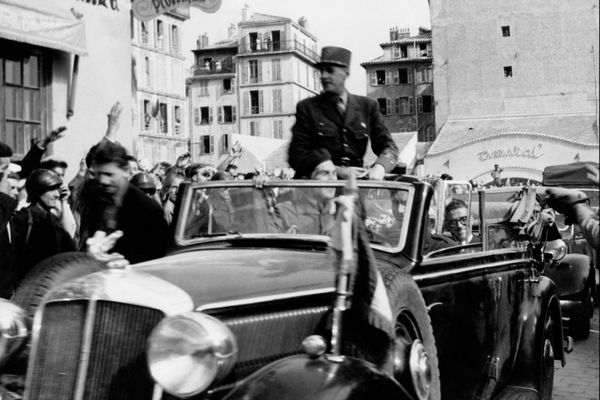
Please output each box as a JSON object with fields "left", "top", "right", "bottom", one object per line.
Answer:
{"left": 132, "top": 0, "right": 221, "bottom": 21}
{"left": 77, "top": 0, "right": 119, "bottom": 11}
{"left": 477, "top": 144, "right": 543, "bottom": 161}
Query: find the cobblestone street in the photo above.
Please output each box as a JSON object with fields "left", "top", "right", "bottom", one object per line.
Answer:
{"left": 554, "top": 306, "right": 599, "bottom": 400}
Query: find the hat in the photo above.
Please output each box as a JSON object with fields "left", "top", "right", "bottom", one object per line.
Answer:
{"left": 316, "top": 46, "right": 351, "bottom": 69}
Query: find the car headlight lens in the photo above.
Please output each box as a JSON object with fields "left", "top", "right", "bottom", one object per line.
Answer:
{"left": 0, "top": 299, "right": 29, "bottom": 367}
{"left": 147, "top": 312, "right": 237, "bottom": 398}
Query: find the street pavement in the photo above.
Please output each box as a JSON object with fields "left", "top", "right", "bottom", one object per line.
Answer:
{"left": 554, "top": 306, "right": 599, "bottom": 400}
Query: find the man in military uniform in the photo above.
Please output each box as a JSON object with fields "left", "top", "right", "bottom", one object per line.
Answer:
{"left": 288, "top": 46, "right": 398, "bottom": 180}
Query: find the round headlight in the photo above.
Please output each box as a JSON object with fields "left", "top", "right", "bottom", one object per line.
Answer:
{"left": 0, "top": 299, "right": 29, "bottom": 367}
{"left": 147, "top": 312, "right": 237, "bottom": 398}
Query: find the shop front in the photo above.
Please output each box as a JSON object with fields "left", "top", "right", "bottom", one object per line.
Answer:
{"left": 424, "top": 115, "right": 600, "bottom": 185}
{"left": 0, "top": 0, "right": 133, "bottom": 180}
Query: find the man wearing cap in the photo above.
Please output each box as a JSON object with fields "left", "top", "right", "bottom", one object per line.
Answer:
{"left": 289, "top": 46, "right": 398, "bottom": 180}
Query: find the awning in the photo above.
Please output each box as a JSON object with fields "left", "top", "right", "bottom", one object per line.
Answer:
{"left": 0, "top": 0, "right": 87, "bottom": 55}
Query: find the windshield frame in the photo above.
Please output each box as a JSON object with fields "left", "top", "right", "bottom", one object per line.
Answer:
{"left": 174, "top": 179, "right": 415, "bottom": 254}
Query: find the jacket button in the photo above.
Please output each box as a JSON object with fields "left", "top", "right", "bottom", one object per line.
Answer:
{"left": 342, "top": 128, "right": 347, "bottom": 133}
{"left": 343, "top": 143, "right": 349, "bottom": 147}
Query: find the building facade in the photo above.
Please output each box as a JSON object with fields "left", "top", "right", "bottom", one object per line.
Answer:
{"left": 131, "top": 8, "right": 189, "bottom": 168}
{"left": 426, "top": 0, "right": 599, "bottom": 184}
{"left": 361, "top": 27, "right": 435, "bottom": 142}
{"left": 187, "top": 11, "right": 320, "bottom": 166}
{"left": 0, "top": 0, "right": 133, "bottom": 179}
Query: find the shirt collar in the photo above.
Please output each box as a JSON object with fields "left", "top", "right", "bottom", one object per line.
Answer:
{"left": 339, "top": 91, "right": 348, "bottom": 106}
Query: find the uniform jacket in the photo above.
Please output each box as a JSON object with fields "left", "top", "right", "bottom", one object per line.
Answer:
{"left": 0, "top": 193, "right": 17, "bottom": 297}
{"left": 288, "top": 92, "right": 399, "bottom": 178}
{"left": 79, "top": 184, "right": 168, "bottom": 264}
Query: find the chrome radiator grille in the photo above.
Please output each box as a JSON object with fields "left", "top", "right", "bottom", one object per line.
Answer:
{"left": 27, "top": 300, "right": 164, "bottom": 400}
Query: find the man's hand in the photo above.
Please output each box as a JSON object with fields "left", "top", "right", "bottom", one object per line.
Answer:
{"left": 366, "top": 163, "right": 386, "bottom": 180}
{"left": 544, "top": 187, "right": 589, "bottom": 218}
{"left": 175, "top": 152, "right": 191, "bottom": 167}
{"left": 40, "top": 126, "right": 67, "bottom": 149}
{"left": 106, "top": 102, "right": 123, "bottom": 139}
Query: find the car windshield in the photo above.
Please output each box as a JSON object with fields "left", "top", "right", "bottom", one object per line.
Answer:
{"left": 176, "top": 181, "right": 412, "bottom": 251}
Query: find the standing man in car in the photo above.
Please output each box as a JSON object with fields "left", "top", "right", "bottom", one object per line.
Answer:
{"left": 288, "top": 46, "right": 398, "bottom": 180}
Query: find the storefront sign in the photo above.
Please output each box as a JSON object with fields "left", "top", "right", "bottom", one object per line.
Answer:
{"left": 477, "top": 144, "right": 543, "bottom": 161}
{"left": 132, "top": 0, "right": 221, "bottom": 21}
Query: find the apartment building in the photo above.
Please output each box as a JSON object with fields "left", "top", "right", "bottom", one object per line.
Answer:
{"left": 361, "top": 27, "right": 435, "bottom": 142}
{"left": 131, "top": 8, "right": 190, "bottom": 168}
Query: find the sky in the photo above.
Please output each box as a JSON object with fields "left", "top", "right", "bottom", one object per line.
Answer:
{"left": 181, "top": 0, "right": 431, "bottom": 95}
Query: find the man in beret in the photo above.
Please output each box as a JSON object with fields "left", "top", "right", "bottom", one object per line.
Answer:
{"left": 288, "top": 46, "right": 398, "bottom": 180}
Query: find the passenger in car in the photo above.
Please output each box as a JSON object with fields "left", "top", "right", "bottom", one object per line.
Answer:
{"left": 444, "top": 198, "right": 480, "bottom": 245}
{"left": 274, "top": 159, "right": 338, "bottom": 235}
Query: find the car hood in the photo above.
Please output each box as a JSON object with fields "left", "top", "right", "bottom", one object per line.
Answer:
{"left": 131, "top": 248, "right": 336, "bottom": 308}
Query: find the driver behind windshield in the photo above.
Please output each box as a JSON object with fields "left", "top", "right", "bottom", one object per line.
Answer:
{"left": 444, "top": 198, "right": 479, "bottom": 245}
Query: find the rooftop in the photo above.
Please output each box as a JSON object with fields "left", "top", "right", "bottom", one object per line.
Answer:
{"left": 428, "top": 115, "right": 600, "bottom": 156}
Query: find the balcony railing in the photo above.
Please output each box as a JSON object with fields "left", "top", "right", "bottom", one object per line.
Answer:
{"left": 238, "top": 39, "right": 319, "bottom": 62}
{"left": 192, "top": 64, "right": 235, "bottom": 76}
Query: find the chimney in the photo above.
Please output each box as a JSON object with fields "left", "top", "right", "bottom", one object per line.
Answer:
{"left": 197, "top": 33, "right": 209, "bottom": 49}
{"left": 241, "top": 4, "right": 249, "bottom": 22}
{"left": 389, "top": 27, "right": 398, "bottom": 41}
{"left": 228, "top": 23, "right": 237, "bottom": 39}
{"left": 397, "top": 27, "right": 410, "bottom": 39}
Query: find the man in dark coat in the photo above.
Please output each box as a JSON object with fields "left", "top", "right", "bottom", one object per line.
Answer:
{"left": 0, "top": 142, "right": 18, "bottom": 297}
{"left": 288, "top": 46, "right": 398, "bottom": 180}
{"left": 79, "top": 142, "right": 168, "bottom": 264}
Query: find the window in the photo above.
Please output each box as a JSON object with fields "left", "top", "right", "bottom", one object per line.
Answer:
{"left": 159, "top": 103, "right": 168, "bottom": 133}
{"left": 200, "top": 106, "right": 212, "bottom": 124}
{"left": 249, "top": 60, "right": 261, "bottom": 83}
{"left": 193, "top": 108, "right": 200, "bottom": 126}
{"left": 220, "top": 134, "right": 229, "bottom": 155}
{"left": 156, "top": 20, "right": 164, "bottom": 49}
{"left": 246, "top": 90, "right": 263, "bottom": 114}
{"left": 376, "top": 70, "right": 386, "bottom": 85}
{"left": 250, "top": 121, "right": 260, "bottom": 136}
{"left": 218, "top": 106, "right": 236, "bottom": 123}
{"left": 1, "top": 49, "right": 47, "bottom": 156}
{"left": 170, "top": 25, "right": 179, "bottom": 53}
{"left": 272, "top": 89, "right": 282, "bottom": 113}
{"left": 140, "top": 22, "right": 149, "bottom": 45}
{"left": 142, "top": 100, "right": 152, "bottom": 130}
{"left": 504, "top": 66, "right": 513, "bottom": 77}
{"left": 173, "top": 105, "right": 182, "bottom": 134}
{"left": 200, "top": 135, "right": 214, "bottom": 154}
{"left": 222, "top": 78, "right": 233, "bottom": 94}
{"left": 418, "top": 125, "right": 436, "bottom": 142}
{"left": 377, "top": 98, "right": 392, "bottom": 116}
{"left": 419, "top": 43, "right": 430, "bottom": 57}
{"left": 399, "top": 45, "right": 408, "bottom": 58}
{"left": 198, "top": 80, "right": 208, "bottom": 96}
{"left": 394, "top": 68, "right": 413, "bottom": 84}
{"left": 395, "top": 97, "right": 414, "bottom": 115}
{"left": 418, "top": 95, "right": 433, "bottom": 113}
{"left": 273, "top": 120, "right": 283, "bottom": 139}
{"left": 371, "top": 70, "right": 391, "bottom": 86}
{"left": 144, "top": 56, "right": 151, "bottom": 86}
{"left": 271, "top": 59, "right": 281, "bottom": 81}
{"left": 418, "top": 68, "right": 432, "bottom": 83}
{"left": 501, "top": 26, "right": 510, "bottom": 37}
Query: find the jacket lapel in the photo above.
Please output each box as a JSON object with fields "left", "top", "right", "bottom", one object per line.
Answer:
{"left": 317, "top": 94, "right": 343, "bottom": 127}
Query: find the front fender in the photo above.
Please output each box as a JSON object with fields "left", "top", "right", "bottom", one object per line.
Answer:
{"left": 224, "top": 354, "right": 411, "bottom": 400}
{"left": 543, "top": 253, "right": 591, "bottom": 297}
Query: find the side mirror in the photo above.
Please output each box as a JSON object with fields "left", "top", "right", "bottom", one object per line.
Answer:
{"left": 543, "top": 239, "right": 567, "bottom": 262}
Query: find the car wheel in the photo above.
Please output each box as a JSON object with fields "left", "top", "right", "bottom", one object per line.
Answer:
{"left": 539, "top": 316, "right": 555, "bottom": 400}
{"left": 381, "top": 267, "right": 441, "bottom": 400}
{"left": 13, "top": 251, "right": 104, "bottom": 318}
{"left": 569, "top": 303, "right": 591, "bottom": 341}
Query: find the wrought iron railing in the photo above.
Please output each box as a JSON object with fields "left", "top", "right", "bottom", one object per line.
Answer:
{"left": 238, "top": 39, "right": 319, "bottom": 62}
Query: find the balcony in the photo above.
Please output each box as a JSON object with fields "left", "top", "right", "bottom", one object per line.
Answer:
{"left": 238, "top": 39, "right": 319, "bottom": 62}
{"left": 192, "top": 60, "right": 235, "bottom": 76}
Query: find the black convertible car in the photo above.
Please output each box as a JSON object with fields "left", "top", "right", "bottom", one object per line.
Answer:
{"left": 0, "top": 177, "right": 571, "bottom": 400}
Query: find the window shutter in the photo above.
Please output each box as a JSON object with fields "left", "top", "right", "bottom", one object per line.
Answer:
{"left": 409, "top": 97, "right": 415, "bottom": 114}
{"left": 408, "top": 68, "right": 413, "bottom": 84}
{"left": 257, "top": 32, "right": 263, "bottom": 50}
{"left": 243, "top": 92, "right": 249, "bottom": 115}
{"left": 232, "top": 106, "right": 237, "bottom": 121}
{"left": 386, "top": 98, "right": 392, "bottom": 115}
{"left": 385, "top": 70, "right": 391, "bottom": 85}
{"left": 370, "top": 72, "right": 376, "bottom": 86}
{"left": 394, "top": 98, "right": 400, "bottom": 114}
{"left": 194, "top": 108, "right": 199, "bottom": 125}
{"left": 393, "top": 70, "right": 399, "bottom": 84}
{"left": 241, "top": 61, "right": 248, "bottom": 84}
{"left": 209, "top": 135, "right": 214, "bottom": 153}
{"left": 417, "top": 96, "right": 423, "bottom": 113}
{"left": 209, "top": 107, "right": 214, "bottom": 123}
{"left": 259, "top": 90, "right": 264, "bottom": 113}
{"left": 257, "top": 60, "right": 262, "bottom": 83}
{"left": 217, "top": 107, "right": 223, "bottom": 123}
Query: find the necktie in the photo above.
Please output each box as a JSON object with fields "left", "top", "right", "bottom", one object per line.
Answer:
{"left": 336, "top": 97, "right": 346, "bottom": 116}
